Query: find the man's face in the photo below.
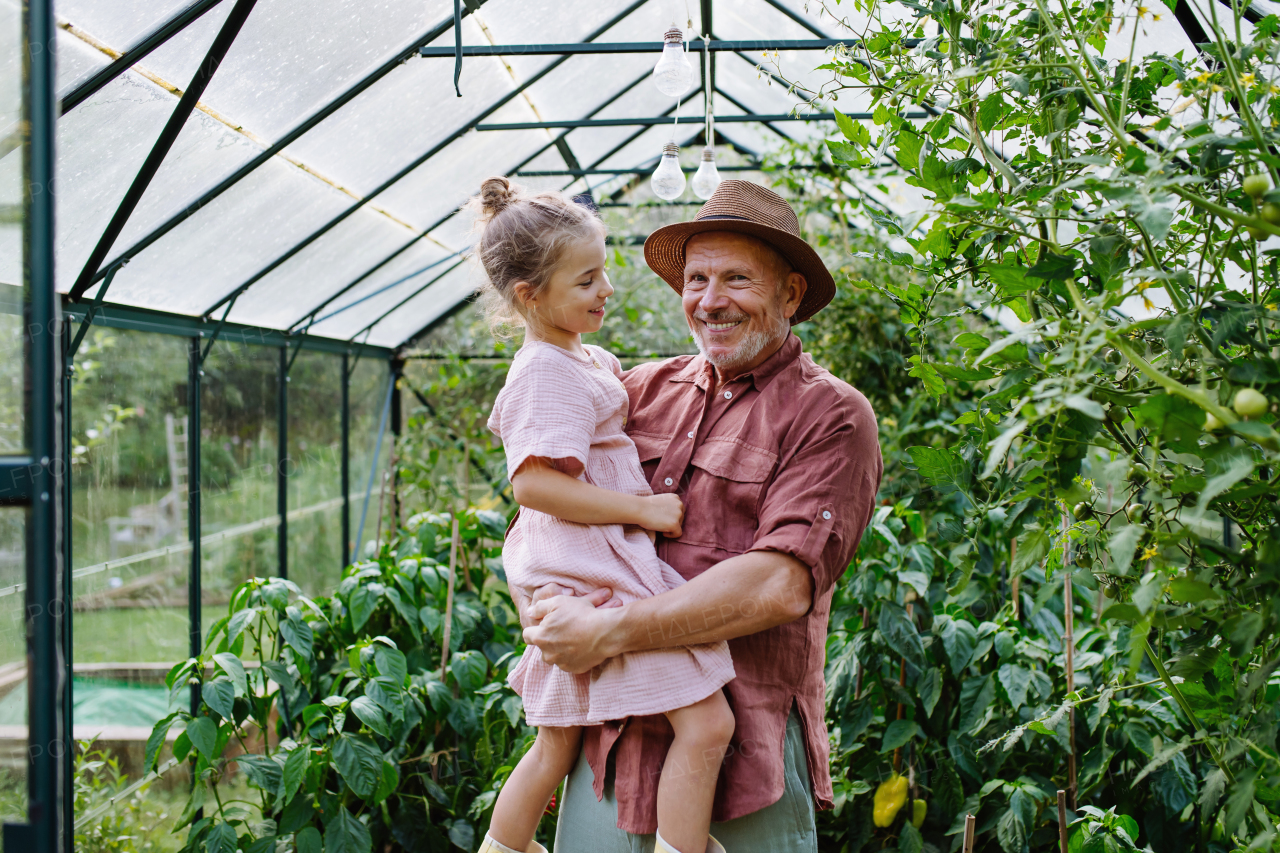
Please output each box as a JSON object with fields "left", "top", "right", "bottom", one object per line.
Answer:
{"left": 681, "top": 232, "right": 806, "bottom": 376}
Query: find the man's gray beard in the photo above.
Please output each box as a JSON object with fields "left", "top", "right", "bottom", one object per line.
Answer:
{"left": 692, "top": 310, "right": 790, "bottom": 371}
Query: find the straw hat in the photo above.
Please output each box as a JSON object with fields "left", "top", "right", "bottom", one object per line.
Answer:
{"left": 643, "top": 180, "right": 836, "bottom": 324}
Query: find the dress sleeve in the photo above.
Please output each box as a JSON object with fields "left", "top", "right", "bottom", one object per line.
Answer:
{"left": 487, "top": 352, "right": 596, "bottom": 479}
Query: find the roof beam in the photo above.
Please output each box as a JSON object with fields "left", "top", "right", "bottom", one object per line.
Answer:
{"left": 714, "top": 87, "right": 796, "bottom": 142}
{"left": 345, "top": 259, "right": 468, "bottom": 343}
{"left": 390, "top": 90, "right": 702, "bottom": 350}
{"left": 68, "top": 0, "right": 259, "bottom": 301}
{"left": 77, "top": 0, "right": 493, "bottom": 294}
{"left": 477, "top": 111, "right": 889, "bottom": 131}
{"left": 282, "top": 67, "right": 657, "bottom": 333}
{"left": 59, "top": 0, "right": 227, "bottom": 112}
{"left": 515, "top": 165, "right": 805, "bottom": 176}
{"left": 201, "top": 0, "right": 653, "bottom": 320}
{"left": 416, "top": 38, "right": 853, "bottom": 57}
{"left": 758, "top": 0, "right": 833, "bottom": 38}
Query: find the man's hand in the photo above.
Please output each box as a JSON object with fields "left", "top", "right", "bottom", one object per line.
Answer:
{"left": 639, "top": 493, "right": 684, "bottom": 537}
{"left": 522, "top": 592, "right": 622, "bottom": 673}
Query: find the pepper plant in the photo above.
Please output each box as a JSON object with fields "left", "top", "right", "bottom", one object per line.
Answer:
{"left": 143, "top": 506, "right": 541, "bottom": 853}
{"left": 775, "top": 0, "right": 1280, "bottom": 849}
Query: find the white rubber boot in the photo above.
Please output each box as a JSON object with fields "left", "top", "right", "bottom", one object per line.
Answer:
{"left": 478, "top": 835, "right": 548, "bottom": 853}
{"left": 655, "top": 831, "right": 726, "bottom": 853}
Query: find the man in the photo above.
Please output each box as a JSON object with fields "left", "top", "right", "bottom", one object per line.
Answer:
{"left": 521, "top": 181, "right": 882, "bottom": 852}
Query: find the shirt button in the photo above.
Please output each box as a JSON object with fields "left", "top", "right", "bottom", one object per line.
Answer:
{"left": 723, "top": 390, "right": 732, "bottom": 400}
{"left": 687, "top": 431, "right": 695, "bottom": 439}
{"left": 822, "top": 511, "right": 832, "bottom": 520}
{"left": 664, "top": 477, "right": 673, "bottom": 486}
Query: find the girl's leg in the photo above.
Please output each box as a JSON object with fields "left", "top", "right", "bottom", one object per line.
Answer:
{"left": 488, "top": 726, "right": 583, "bottom": 852}
{"left": 658, "top": 691, "right": 736, "bottom": 853}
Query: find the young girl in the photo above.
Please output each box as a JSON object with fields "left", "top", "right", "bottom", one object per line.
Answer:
{"left": 472, "top": 177, "right": 736, "bottom": 853}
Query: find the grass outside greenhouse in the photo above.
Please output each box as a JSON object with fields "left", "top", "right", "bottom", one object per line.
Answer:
{"left": 6, "top": 0, "right": 1280, "bottom": 852}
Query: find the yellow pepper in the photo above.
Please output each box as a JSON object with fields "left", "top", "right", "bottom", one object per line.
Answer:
{"left": 912, "top": 798, "right": 927, "bottom": 828}
{"left": 872, "top": 774, "right": 909, "bottom": 827}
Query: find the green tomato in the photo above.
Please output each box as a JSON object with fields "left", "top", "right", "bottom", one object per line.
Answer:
{"left": 1233, "top": 387, "right": 1270, "bottom": 418}
{"left": 1244, "top": 173, "right": 1272, "bottom": 198}
{"left": 1262, "top": 202, "right": 1280, "bottom": 225}
{"left": 1073, "top": 502, "right": 1091, "bottom": 519}
{"left": 1248, "top": 225, "right": 1270, "bottom": 241}
{"left": 1204, "top": 411, "right": 1224, "bottom": 432}
{"left": 1104, "top": 585, "right": 1117, "bottom": 599}
{"left": 1126, "top": 503, "right": 1145, "bottom": 524}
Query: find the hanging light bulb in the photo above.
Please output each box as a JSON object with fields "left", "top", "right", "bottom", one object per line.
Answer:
{"left": 651, "top": 142, "right": 686, "bottom": 200}
{"left": 652, "top": 27, "right": 694, "bottom": 97}
{"left": 691, "top": 146, "right": 720, "bottom": 199}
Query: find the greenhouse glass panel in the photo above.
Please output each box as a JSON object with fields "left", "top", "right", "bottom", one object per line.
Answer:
{"left": 286, "top": 350, "right": 343, "bottom": 598}
{"left": 372, "top": 128, "right": 551, "bottom": 233}
{"left": 301, "top": 240, "right": 457, "bottom": 339}
{"left": 59, "top": 0, "right": 456, "bottom": 147}
{"left": 98, "top": 156, "right": 361, "bottom": 315}
{"left": 199, "top": 342, "right": 280, "bottom": 599}
{"left": 276, "top": 18, "right": 516, "bottom": 200}
{"left": 70, "top": 327, "right": 191, "bottom": 667}
{"left": 223, "top": 206, "right": 429, "bottom": 330}
{"left": 363, "top": 265, "right": 477, "bottom": 347}
{"left": 0, "top": 509, "right": 25, "bottom": 832}
{"left": 347, "top": 359, "right": 390, "bottom": 558}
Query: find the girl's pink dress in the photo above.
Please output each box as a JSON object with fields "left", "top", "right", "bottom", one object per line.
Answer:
{"left": 488, "top": 341, "right": 735, "bottom": 727}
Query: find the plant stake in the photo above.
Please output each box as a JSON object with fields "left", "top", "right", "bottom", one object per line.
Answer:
{"left": 962, "top": 814, "right": 976, "bottom": 853}
{"left": 1063, "top": 511, "right": 1077, "bottom": 807}
{"left": 1057, "top": 789, "right": 1069, "bottom": 853}
{"left": 439, "top": 516, "right": 460, "bottom": 675}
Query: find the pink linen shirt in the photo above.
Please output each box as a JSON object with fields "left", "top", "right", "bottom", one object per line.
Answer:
{"left": 581, "top": 333, "right": 882, "bottom": 833}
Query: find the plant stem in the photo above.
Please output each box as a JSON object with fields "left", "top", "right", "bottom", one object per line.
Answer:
{"left": 1144, "top": 640, "right": 1236, "bottom": 784}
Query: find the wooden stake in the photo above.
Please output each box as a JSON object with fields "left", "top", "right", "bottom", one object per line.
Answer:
{"left": 1063, "top": 512, "right": 1078, "bottom": 808}
{"left": 1010, "top": 536, "right": 1021, "bottom": 620}
{"left": 854, "top": 606, "right": 868, "bottom": 700}
{"left": 1009, "top": 456, "right": 1020, "bottom": 620}
{"left": 1057, "top": 789, "right": 1070, "bottom": 853}
{"left": 892, "top": 600, "right": 913, "bottom": 773}
{"left": 962, "top": 814, "right": 976, "bottom": 853}
{"left": 1096, "top": 483, "right": 1112, "bottom": 627}
{"left": 439, "top": 517, "right": 460, "bottom": 675}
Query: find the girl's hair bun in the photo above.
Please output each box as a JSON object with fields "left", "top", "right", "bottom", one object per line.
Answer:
{"left": 479, "top": 176, "right": 516, "bottom": 218}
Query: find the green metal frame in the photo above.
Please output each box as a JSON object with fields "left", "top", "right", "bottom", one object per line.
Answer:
{"left": 4, "top": 0, "right": 64, "bottom": 850}
{"left": 59, "top": 0, "right": 228, "bottom": 113}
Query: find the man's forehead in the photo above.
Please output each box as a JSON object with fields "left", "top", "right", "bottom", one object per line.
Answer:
{"left": 683, "top": 232, "right": 773, "bottom": 268}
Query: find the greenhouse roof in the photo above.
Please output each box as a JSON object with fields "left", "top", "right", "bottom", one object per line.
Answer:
{"left": 3, "top": 0, "right": 1260, "bottom": 354}
{"left": 13, "top": 0, "right": 871, "bottom": 353}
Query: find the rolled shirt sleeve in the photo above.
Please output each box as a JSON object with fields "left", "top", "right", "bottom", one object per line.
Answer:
{"left": 748, "top": 385, "right": 882, "bottom": 595}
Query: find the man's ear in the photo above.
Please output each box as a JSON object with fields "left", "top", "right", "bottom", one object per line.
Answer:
{"left": 513, "top": 280, "right": 538, "bottom": 309}
{"left": 780, "top": 272, "right": 808, "bottom": 320}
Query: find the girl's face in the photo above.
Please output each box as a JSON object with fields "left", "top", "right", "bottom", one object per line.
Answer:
{"left": 521, "top": 233, "right": 612, "bottom": 337}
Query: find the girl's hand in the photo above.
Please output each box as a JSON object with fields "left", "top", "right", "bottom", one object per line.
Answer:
{"left": 641, "top": 493, "right": 684, "bottom": 537}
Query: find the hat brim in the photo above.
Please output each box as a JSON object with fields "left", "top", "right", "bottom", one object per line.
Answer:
{"left": 643, "top": 218, "right": 836, "bottom": 324}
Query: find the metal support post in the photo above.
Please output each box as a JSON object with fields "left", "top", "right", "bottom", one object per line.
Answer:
{"left": 277, "top": 346, "right": 289, "bottom": 578}
{"left": 390, "top": 359, "right": 404, "bottom": 524}
{"left": 341, "top": 354, "right": 351, "bottom": 568}
{"left": 6, "top": 0, "right": 66, "bottom": 847}
{"left": 187, "top": 338, "right": 202, "bottom": 713}
{"left": 60, "top": 321, "right": 74, "bottom": 851}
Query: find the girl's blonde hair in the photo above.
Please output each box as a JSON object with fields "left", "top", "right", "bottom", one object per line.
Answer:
{"left": 465, "top": 176, "right": 606, "bottom": 336}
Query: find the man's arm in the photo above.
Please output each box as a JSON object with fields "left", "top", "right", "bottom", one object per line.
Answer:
{"left": 522, "top": 550, "right": 812, "bottom": 673}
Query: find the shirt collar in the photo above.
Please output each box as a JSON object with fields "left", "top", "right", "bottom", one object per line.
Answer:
{"left": 671, "top": 333, "right": 802, "bottom": 392}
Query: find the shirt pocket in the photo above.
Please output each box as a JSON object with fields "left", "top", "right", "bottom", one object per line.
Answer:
{"left": 684, "top": 438, "right": 777, "bottom": 553}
